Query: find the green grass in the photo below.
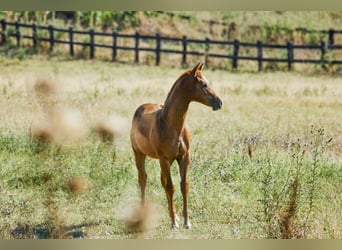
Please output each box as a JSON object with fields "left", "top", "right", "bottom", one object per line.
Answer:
{"left": 0, "top": 58, "right": 341, "bottom": 239}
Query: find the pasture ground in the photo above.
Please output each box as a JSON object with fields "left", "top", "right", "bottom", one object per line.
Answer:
{"left": 0, "top": 57, "right": 341, "bottom": 239}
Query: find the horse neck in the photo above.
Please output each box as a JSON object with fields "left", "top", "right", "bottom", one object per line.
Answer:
{"left": 161, "top": 77, "right": 191, "bottom": 133}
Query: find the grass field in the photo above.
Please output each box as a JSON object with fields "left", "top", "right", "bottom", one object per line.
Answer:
{"left": 0, "top": 57, "right": 341, "bottom": 239}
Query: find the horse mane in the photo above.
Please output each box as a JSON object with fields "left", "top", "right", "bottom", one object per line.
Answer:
{"left": 163, "top": 69, "right": 192, "bottom": 106}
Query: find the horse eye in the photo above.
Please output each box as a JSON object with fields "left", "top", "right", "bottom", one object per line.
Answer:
{"left": 201, "top": 84, "right": 209, "bottom": 95}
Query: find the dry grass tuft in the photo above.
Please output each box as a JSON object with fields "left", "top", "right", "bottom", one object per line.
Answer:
{"left": 94, "top": 116, "right": 129, "bottom": 143}
{"left": 67, "top": 176, "right": 90, "bottom": 194}
{"left": 115, "top": 199, "right": 161, "bottom": 236}
{"left": 31, "top": 126, "right": 54, "bottom": 144}
{"left": 33, "top": 78, "right": 60, "bottom": 113}
{"left": 31, "top": 108, "right": 87, "bottom": 145}
{"left": 280, "top": 178, "right": 299, "bottom": 239}
{"left": 247, "top": 143, "right": 254, "bottom": 159}
{"left": 125, "top": 205, "right": 150, "bottom": 233}
{"left": 33, "top": 78, "right": 59, "bottom": 96}
{"left": 30, "top": 77, "right": 87, "bottom": 145}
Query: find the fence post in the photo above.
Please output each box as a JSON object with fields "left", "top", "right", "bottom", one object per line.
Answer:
{"left": 135, "top": 32, "right": 140, "bottom": 63}
{"left": 182, "top": 35, "right": 187, "bottom": 66}
{"left": 15, "top": 21, "right": 20, "bottom": 48}
{"left": 89, "top": 29, "right": 95, "bottom": 59}
{"left": 328, "top": 29, "right": 335, "bottom": 46}
{"left": 156, "top": 33, "right": 161, "bottom": 66}
{"left": 1, "top": 19, "right": 7, "bottom": 45}
{"left": 112, "top": 30, "right": 117, "bottom": 62}
{"left": 32, "top": 23, "right": 37, "bottom": 49}
{"left": 232, "top": 39, "right": 240, "bottom": 70}
{"left": 48, "top": 25, "right": 54, "bottom": 52}
{"left": 204, "top": 37, "right": 210, "bottom": 66}
{"left": 320, "top": 40, "right": 327, "bottom": 68}
{"left": 257, "top": 40, "right": 263, "bottom": 71}
{"left": 287, "top": 41, "right": 294, "bottom": 70}
{"left": 69, "top": 27, "right": 74, "bottom": 57}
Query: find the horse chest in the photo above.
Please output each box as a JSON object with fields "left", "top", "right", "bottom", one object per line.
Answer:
{"left": 155, "top": 133, "right": 188, "bottom": 159}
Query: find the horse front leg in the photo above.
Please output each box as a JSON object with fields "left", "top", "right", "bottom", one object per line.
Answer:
{"left": 133, "top": 151, "right": 147, "bottom": 206}
{"left": 159, "top": 158, "right": 179, "bottom": 228}
{"left": 177, "top": 152, "right": 192, "bottom": 229}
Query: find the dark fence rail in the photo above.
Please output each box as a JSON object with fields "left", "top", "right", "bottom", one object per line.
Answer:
{"left": 1, "top": 19, "right": 342, "bottom": 71}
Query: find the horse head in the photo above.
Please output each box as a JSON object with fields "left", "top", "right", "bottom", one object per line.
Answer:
{"left": 188, "top": 62, "right": 223, "bottom": 111}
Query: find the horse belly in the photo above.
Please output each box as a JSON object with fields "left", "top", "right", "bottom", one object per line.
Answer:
{"left": 131, "top": 129, "right": 159, "bottom": 159}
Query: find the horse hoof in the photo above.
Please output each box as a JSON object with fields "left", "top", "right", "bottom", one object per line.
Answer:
{"left": 171, "top": 222, "right": 179, "bottom": 229}
{"left": 184, "top": 222, "right": 192, "bottom": 229}
{"left": 171, "top": 221, "right": 179, "bottom": 229}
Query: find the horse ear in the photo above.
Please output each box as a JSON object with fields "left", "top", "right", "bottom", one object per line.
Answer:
{"left": 191, "top": 62, "right": 204, "bottom": 75}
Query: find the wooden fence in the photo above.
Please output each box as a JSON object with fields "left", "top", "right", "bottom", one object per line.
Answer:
{"left": 1, "top": 19, "right": 342, "bottom": 71}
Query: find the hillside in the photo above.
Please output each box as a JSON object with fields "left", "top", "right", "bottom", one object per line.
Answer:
{"left": 1, "top": 11, "right": 342, "bottom": 71}
{"left": 1, "top": 11, "right": 342, "bottom": 43}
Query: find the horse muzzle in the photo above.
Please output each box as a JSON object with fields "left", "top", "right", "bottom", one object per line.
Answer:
{"left": 211, "top": 96, "right": 223, "bottom": 111}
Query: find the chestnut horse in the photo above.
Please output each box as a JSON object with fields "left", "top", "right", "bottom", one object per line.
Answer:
{"left": 130, "top": 63, "right": 222, "bottom": 229}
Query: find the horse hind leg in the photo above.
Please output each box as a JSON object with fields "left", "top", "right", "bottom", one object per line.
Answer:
{"left": 133, "top": 151, "right": 147, "bottom": 205}
{"left": 159, "top": 158, "right": 179, "bottom": 229}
